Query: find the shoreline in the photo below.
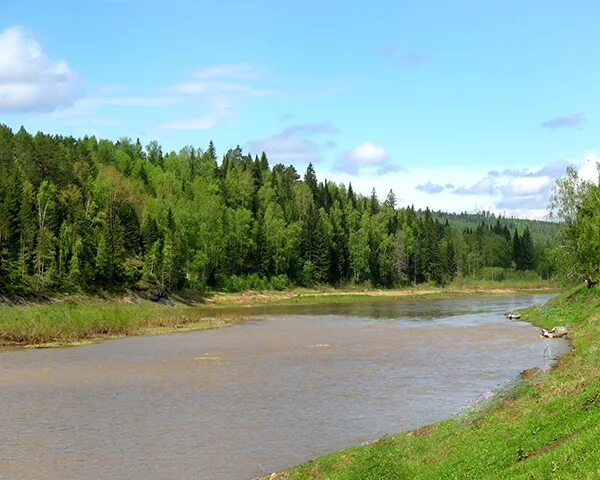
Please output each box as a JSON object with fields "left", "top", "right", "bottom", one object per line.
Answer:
{"left": 0, "top": 284, "right": 555, "bottom": 349}
{"left": 269, "top": 286, "right": 600, "bottom": 479}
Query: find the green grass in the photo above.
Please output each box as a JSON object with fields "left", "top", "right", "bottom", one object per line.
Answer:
{"left": 273, "top": 285, "right": 600, "bottom": 480}
{"left": 449, "top": 276, "right": 555, "bottom": 291}
{"left": 0, "top": 302, "right": 246, "bottom": 347}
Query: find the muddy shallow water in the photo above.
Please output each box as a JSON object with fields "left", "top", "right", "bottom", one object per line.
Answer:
{"left": 0, "top": 294, "right": 569, "bottom": 480}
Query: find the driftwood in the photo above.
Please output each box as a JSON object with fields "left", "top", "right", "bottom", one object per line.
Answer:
{"left": 541, "top": 326, "right": 568, "bottom": 338}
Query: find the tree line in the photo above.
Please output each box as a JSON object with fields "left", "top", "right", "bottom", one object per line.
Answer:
{"left": 0, "top": 125, "right": 551, "bottom": 295}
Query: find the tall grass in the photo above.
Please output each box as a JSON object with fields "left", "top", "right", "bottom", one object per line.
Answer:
{"left": 0, "top": 302, "right": 234, "bottom": 345}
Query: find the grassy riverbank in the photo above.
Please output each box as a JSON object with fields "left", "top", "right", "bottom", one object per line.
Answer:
{"left": 0, "top": 282, "right": 554, "bottom": 347}
{"left": 270, "top": 286, "right": 600, "bottom": 480}
{"left": 207, "top": 277, "right": 555, "bottom": 306}
{"left": 0, "top": 302, "right": 248, "bottom": 347}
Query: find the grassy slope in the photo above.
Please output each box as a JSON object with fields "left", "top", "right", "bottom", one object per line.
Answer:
{"left": 274, "top": 286, "right": 600, "bottom": 480}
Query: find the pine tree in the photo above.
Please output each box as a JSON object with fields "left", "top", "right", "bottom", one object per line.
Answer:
{"left": 384, "top": 189, "right": 397, "bottom": 209}
{"left": 347, "top": 183, "right": 357, "bottom": 209}
{"left": 520, "top": 227, "right": 535, "bottom": 270}
{"left": 512, "top": 229, "right": 521, "bottom": 269}
{"left": 301, "top": 203, "right": 330, "bottom": 283}
{"left": 369, "top": 188, "right": 379, "bottom": 215}
{"left": 304, "top": 163, "right": 318, "bottom": 201}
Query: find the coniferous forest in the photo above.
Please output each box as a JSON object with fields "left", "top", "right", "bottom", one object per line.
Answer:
{"left": 0, "top": 125, "right": 556, "bottom": 296}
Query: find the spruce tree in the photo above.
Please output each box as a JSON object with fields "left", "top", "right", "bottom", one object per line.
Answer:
{"left": 304, "top": 163, "right": 318, "bottom": 201}
{"left": 512, "top": 229, "right": 521, "bottom": 269}
{"left": 520, "top": 227, "right": 535, "bottom": 271}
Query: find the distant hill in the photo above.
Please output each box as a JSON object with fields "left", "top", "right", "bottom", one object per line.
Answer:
{"left": 426, "top": 210, "right": 557, "bottom": 243}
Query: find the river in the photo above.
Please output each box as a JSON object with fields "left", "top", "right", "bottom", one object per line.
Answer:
{"left": 0, "top": 294, "right": 570, "bottom": 480}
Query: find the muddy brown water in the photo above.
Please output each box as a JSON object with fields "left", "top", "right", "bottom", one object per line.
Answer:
{"left": 0, "top": 294, "right": 569, "bottom": 480}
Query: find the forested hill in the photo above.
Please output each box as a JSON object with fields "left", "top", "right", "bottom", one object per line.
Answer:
{"left": 0, "top": 125, "right": 556, "bottom": 296}
{"left": 428, "top": 211, "right": 557, "bottom": 244}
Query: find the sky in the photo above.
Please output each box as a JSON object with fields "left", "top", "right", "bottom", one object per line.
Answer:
{"left": 1, "top": 0, "right": 600, "bottom": 219}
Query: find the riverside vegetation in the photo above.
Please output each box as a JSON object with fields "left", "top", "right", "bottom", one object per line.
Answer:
{"left": 0, "top": 125, "right": 554, "bottom": 299}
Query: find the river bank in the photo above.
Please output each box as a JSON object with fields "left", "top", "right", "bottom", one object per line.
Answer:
{"left": 0, "top": 283, "right": 555, "bottom": 348}
{"left": 269, "top": 285, "right": 600, "bottom": 480}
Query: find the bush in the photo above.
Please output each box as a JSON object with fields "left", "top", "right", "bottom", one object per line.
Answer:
{"left": 301, "top": 261, "right": 315, "bottom": 287}
{"left": 220, "top": 273, "right": 269, "bottom": 292}
{"left": 268, "top": 274, "right": 289, "bottom": 291}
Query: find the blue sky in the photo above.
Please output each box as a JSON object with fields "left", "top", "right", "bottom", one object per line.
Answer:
{"left": 2, "top": 0, "right": 599, "bottom": 218}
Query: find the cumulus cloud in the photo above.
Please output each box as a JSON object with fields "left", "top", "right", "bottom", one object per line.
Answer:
{"left": 247, "top": 122, "right": 337, "bottom": 163}
{"left": 488, "top": 159, "right": 569, "bottom": 178}
{"left": 335, "top": 141, "right": 401, "bottom": 175}
{"left": 0, "top": 26, "right": 79, "bottom": 112}
{"left": 453, "top": 177, "right": 496, "bottom": 195}
{"left": 541, "top": 113, "right": 585, "bottom": 129}
{"left": 496, "top": 193, "right": 550, "bottom": 211}
{"left": 416, "top": 181, "right": 445, "bottom": 194}
{"left": 453, "top": 159, "right": 584, "bottom": 218}
{"left": 505, "top": 176, "right": 552, "bottom": 196}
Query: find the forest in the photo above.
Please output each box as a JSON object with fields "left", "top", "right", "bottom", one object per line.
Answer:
{"left": 0, "top": 124, "right": 557, "bottom": 296}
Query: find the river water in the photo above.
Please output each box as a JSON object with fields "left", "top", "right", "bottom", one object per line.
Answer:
{"left": 0, "top": 294, "right": 569, "bottom": 480}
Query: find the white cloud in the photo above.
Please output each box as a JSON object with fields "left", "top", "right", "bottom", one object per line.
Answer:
{"left": 247, "top": 122, "right": 337, "bottom": 163}
{"left": 347, "top": 142, "right": 387, "bottom": 163}
{"left": 453, "top": 176, "right": 496, "bottom": 195}
{"left": 249, "top": 135, "right": 320, "bottom": 163}
{"left": 416, "top": 181, "right": 445, "bottom": 194}
{"left": 335, "top": 141, "right": 401, "bottom": 175}
{"left": 506, "top": 176, "right": 552, "bottom": 196}
{"left": 0, "top": 26, "right": 79, "bottom": 112}
{"left": 320, "top": 157, "right": 580, "bottom": 220}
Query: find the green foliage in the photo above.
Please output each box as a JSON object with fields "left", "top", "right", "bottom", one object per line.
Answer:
{"left": 549, "top": 164, "right": 600, "bottom": 285}
{"left": 0, "top": 124, "right": 553, "bottom": 296}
